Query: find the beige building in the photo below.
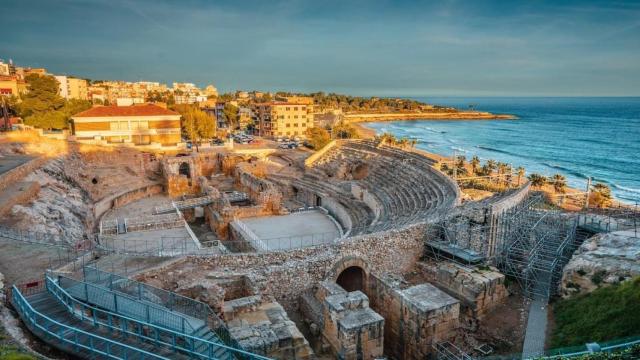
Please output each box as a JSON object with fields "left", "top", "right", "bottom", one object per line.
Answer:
{"left": 0, "top": 76, "right": 26, "bottom": 96}
{"left": 252, "top": 102, "right": 314, "bottom": 138}
{"left": 55, "top": 75, "right": 88, "bottom": 100}
{"left": 71, "top": 104, "right": 182, "bottom": 146}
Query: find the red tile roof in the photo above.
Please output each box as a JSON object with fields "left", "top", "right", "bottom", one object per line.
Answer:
{"left": 73, "top": 104, "right": 180, "bottom": 118}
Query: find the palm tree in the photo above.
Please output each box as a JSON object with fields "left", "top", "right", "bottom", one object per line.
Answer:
{"left": 486, "top": 160, "right": 497, "bottom": 182}
{"left": 551, "top": 174, "right": 567, "bottom": 193}
{"left": 591, "top": 183, "right": 613, "bottom": 208}
{"left": 528, "top": 173, "right": 547, "bottom": 189}
{"left": 516, "top": 167, "right": 525, "bottom": 186}
{"left": 470, "top": 156, "right": 480, "bottom": 175}
{"left": 497, "top": 162, "right": 508, "bottom": 186}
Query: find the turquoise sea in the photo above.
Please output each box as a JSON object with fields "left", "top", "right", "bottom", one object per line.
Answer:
{"left": 363, "top": 97, "right": 640, "bottom": 203}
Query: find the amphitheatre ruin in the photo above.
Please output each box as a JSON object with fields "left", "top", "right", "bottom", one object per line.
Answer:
{"left": 0, "top": 132, "right": 638, "bottom": 360}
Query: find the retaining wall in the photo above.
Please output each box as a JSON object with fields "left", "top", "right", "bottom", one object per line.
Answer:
{"left": 93, "top": 183, "right": 164, "bottom": 224}
{"left": 0, "top": 156, "right": 47, "bottom": 193}
{"left": 304, "top": 140, "right": 337, "bottom": 167}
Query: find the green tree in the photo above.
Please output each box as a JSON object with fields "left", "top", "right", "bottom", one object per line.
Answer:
{"left": 590, "top": 183, "right": 613, "bottom": 208}
{"left": 174, "top": 105, "right": 216, "bottom": 150}
{"left": 516, "top": 166, "right": 526, "bottom": 186}
{"left": 223, "top": 103, "right": 239, "bottom": 129}
{"left": 528, "top": 173, "right": 547, "bottom": 189}
{"left": 25, "top": 110, "right": 68, "bottom": 130}
{"left": 61, "top": 99, "right": 92, "bottom": 117}
{"left": 305, "top": 127, "right": 331, "bottom": 149}
{"left": 18, "top": 74, "right": 65, "bottom": 118}
{"left": 470, "top": 156, "right": 480, "bottom": 175}
{"left": 332, "top": 121, "right": 359, "bottom": 139}
{"left": 551, "top": 174, "right": 567, "bottom": 193}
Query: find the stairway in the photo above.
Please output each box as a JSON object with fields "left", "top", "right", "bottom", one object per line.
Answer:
{"left": 11, "top": 273, "right": 267, "bottom": 360}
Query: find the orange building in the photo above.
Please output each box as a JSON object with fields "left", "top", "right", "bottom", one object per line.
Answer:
{"left": 252, "top": 102, "right": 314, "bottom": 138}
{"left": 71, "top": 104, "right": 182, "bottom": 146}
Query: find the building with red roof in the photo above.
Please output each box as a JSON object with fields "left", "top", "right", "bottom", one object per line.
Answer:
{"left": 71, "top": 104, "right": 182, "bottom": 146}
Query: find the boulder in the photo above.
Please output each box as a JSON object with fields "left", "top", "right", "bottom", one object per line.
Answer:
{"left": 560, "top": 231, "right": 640, "bottom": 296}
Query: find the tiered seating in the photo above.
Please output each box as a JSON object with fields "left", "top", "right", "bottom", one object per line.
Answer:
{"left": 304, "top": 139, "right": 459, "bottom": 234}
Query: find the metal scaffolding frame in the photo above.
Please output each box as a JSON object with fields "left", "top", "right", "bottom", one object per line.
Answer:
{"left": 425, "top": 194, "right": 580, "bottom": 301}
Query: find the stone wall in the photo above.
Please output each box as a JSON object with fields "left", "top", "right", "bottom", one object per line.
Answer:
{"left": 367, "top": 274, "right": 460, "bottom": 360}
{"left": 486, "top": 182, "right": 531, "bottom": 258}
{"left": 304, "top": 140, "right": 337, "bottom": 167}
{"left": 415, "top": 261, "right": 507, "bottom": 319}
{"left": 93, "top": 183, "right": 163, "bottom": 223}
{"left": 136, "top": 223, "right": 426, "bottom": 311}
{"left": 0, "top": 156, "right": 47, "bottom": 193}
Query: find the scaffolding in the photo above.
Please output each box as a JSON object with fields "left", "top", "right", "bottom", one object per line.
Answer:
{"left": 425, "top": 194, "right": 580, "bottom": 301}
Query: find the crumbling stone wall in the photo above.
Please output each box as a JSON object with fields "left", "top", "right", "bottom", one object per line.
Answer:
{"left": 136, "top": 223, "right": 426, "bottom": 311}
{"left": 415, "top": 261, "right": 507, "bottom": 319}
{"left": 368, "top": 274, "right": 460, "bottom": 360}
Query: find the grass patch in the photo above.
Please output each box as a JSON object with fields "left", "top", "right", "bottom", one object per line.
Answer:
{"left": 550, "top": 276, "right": 640, "bottom": 348}
{"left": 0, "top": 346, "right": 36, "bottom": 360}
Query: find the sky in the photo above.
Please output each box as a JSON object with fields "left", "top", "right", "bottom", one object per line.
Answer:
{"left": 2, "top": 0, "right": 640, "bottom": 96}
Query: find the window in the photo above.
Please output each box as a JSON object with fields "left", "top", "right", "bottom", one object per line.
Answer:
{"left": 286, "top": 123, "right": 291, "bottom": 127}
{"left": 302, "top": 115, "right": 306, "bottom": 118}
{"left": 294, "top": 123, "right": 299, "bottom": 127}
{"left": 294, "top": 107, "right": 298, "bottom": 111}
{"left": 286, "top": 107, "right": 290, "bottom": 111}
{"left": 286, "top": 131, "right": 291, "bottom": 135}
{"left": 302, "top": 123, "right": 306, "bottom": 127}
{"left": 279, "top": 115, "right": 284, "bottom": 119}
{"left": 294, "top": 115, "right": 298, "bottom": 119}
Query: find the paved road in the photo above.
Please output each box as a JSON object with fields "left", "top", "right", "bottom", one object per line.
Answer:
{"left": 522, "top": 297, "right": 548, "bottom": 359}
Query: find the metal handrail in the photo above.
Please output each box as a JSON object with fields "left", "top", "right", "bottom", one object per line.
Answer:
{"left": 46, "top": 276, "right": 272, "bottom": 360}
{"left": 57, "top": 274, "right": 197, "bottom": 335}
{"left": 11, "top": 285, "right": 171, "bottom": 360}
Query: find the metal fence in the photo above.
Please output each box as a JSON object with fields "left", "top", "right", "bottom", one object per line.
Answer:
{"left": 81, "top": 265, "right": 259, "bottom": 359}
{"left": 11, "top": 285, "right": 171, "bottom": 360}
{"left": 45, "top": 275, "right": 270, "bottom": 360}
{"left": 58, "top": 274, "right": 198, "bottom": 334}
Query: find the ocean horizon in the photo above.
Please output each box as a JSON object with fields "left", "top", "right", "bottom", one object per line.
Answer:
{"left": 363, "top": 97, "right": 640, "bottom": 203}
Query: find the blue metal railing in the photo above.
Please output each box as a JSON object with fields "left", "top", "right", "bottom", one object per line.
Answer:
{"left": 46, "top": 276, "right": 271, "bottom": 360}
{"left": 81, "top": 266, "right": 258, "bottom": 358}
{"left": 83, "top": 266, "right": 210, "bottom": 323}
{"left": 11, "top": 284, "right": 171, "bottom": 360}
{"left": 57, "top": 275, "right": 199, "bottom": 335}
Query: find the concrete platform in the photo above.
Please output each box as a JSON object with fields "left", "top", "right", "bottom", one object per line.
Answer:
{"left": 238, "top": 210, "right": 341, "bottom": 251}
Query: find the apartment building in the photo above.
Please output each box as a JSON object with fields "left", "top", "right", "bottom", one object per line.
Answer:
{"left": 71, "top": 104, "right": 182, "bottom": 146}
{"left": 55, "top": 75, "right": 88, "bottom": 100}
{"left": 252, "top": 102, "right": 314, "bottom": 138}
{"left": 0, "top": 76, "right": 26, "bottom": 96}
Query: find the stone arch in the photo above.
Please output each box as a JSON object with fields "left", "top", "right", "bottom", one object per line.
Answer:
{"left": 327, "top": 256, "right": 371, "bottom": 293}
{"left": 179, "top": 162, "right": 191, "bottom": 179}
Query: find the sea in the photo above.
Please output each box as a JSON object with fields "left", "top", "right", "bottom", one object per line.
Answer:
{"left": 363, "top": 97, "right": 640, "bottom": 203}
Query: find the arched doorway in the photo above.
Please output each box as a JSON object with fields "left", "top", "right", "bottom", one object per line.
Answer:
{"left": 179, "top": 162, "right": 191, "bottom": 178}
{"left": 336, "top": 266, "right": 365, "bottom": 292}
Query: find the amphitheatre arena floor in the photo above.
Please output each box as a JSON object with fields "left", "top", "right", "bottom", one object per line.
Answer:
{"left": 239, "top": 210, "right": 341, "bottom": 250}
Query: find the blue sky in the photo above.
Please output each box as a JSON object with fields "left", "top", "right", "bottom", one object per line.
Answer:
{"left": 2, "top": 0, "right": 639, "bottom": 96}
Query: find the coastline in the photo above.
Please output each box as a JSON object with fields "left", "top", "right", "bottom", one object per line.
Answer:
{"left": 345, "top": 111, "right": 516, "bottom": 123}
{"left": 353, "top": 120, "right": 629, "bottom": 208}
